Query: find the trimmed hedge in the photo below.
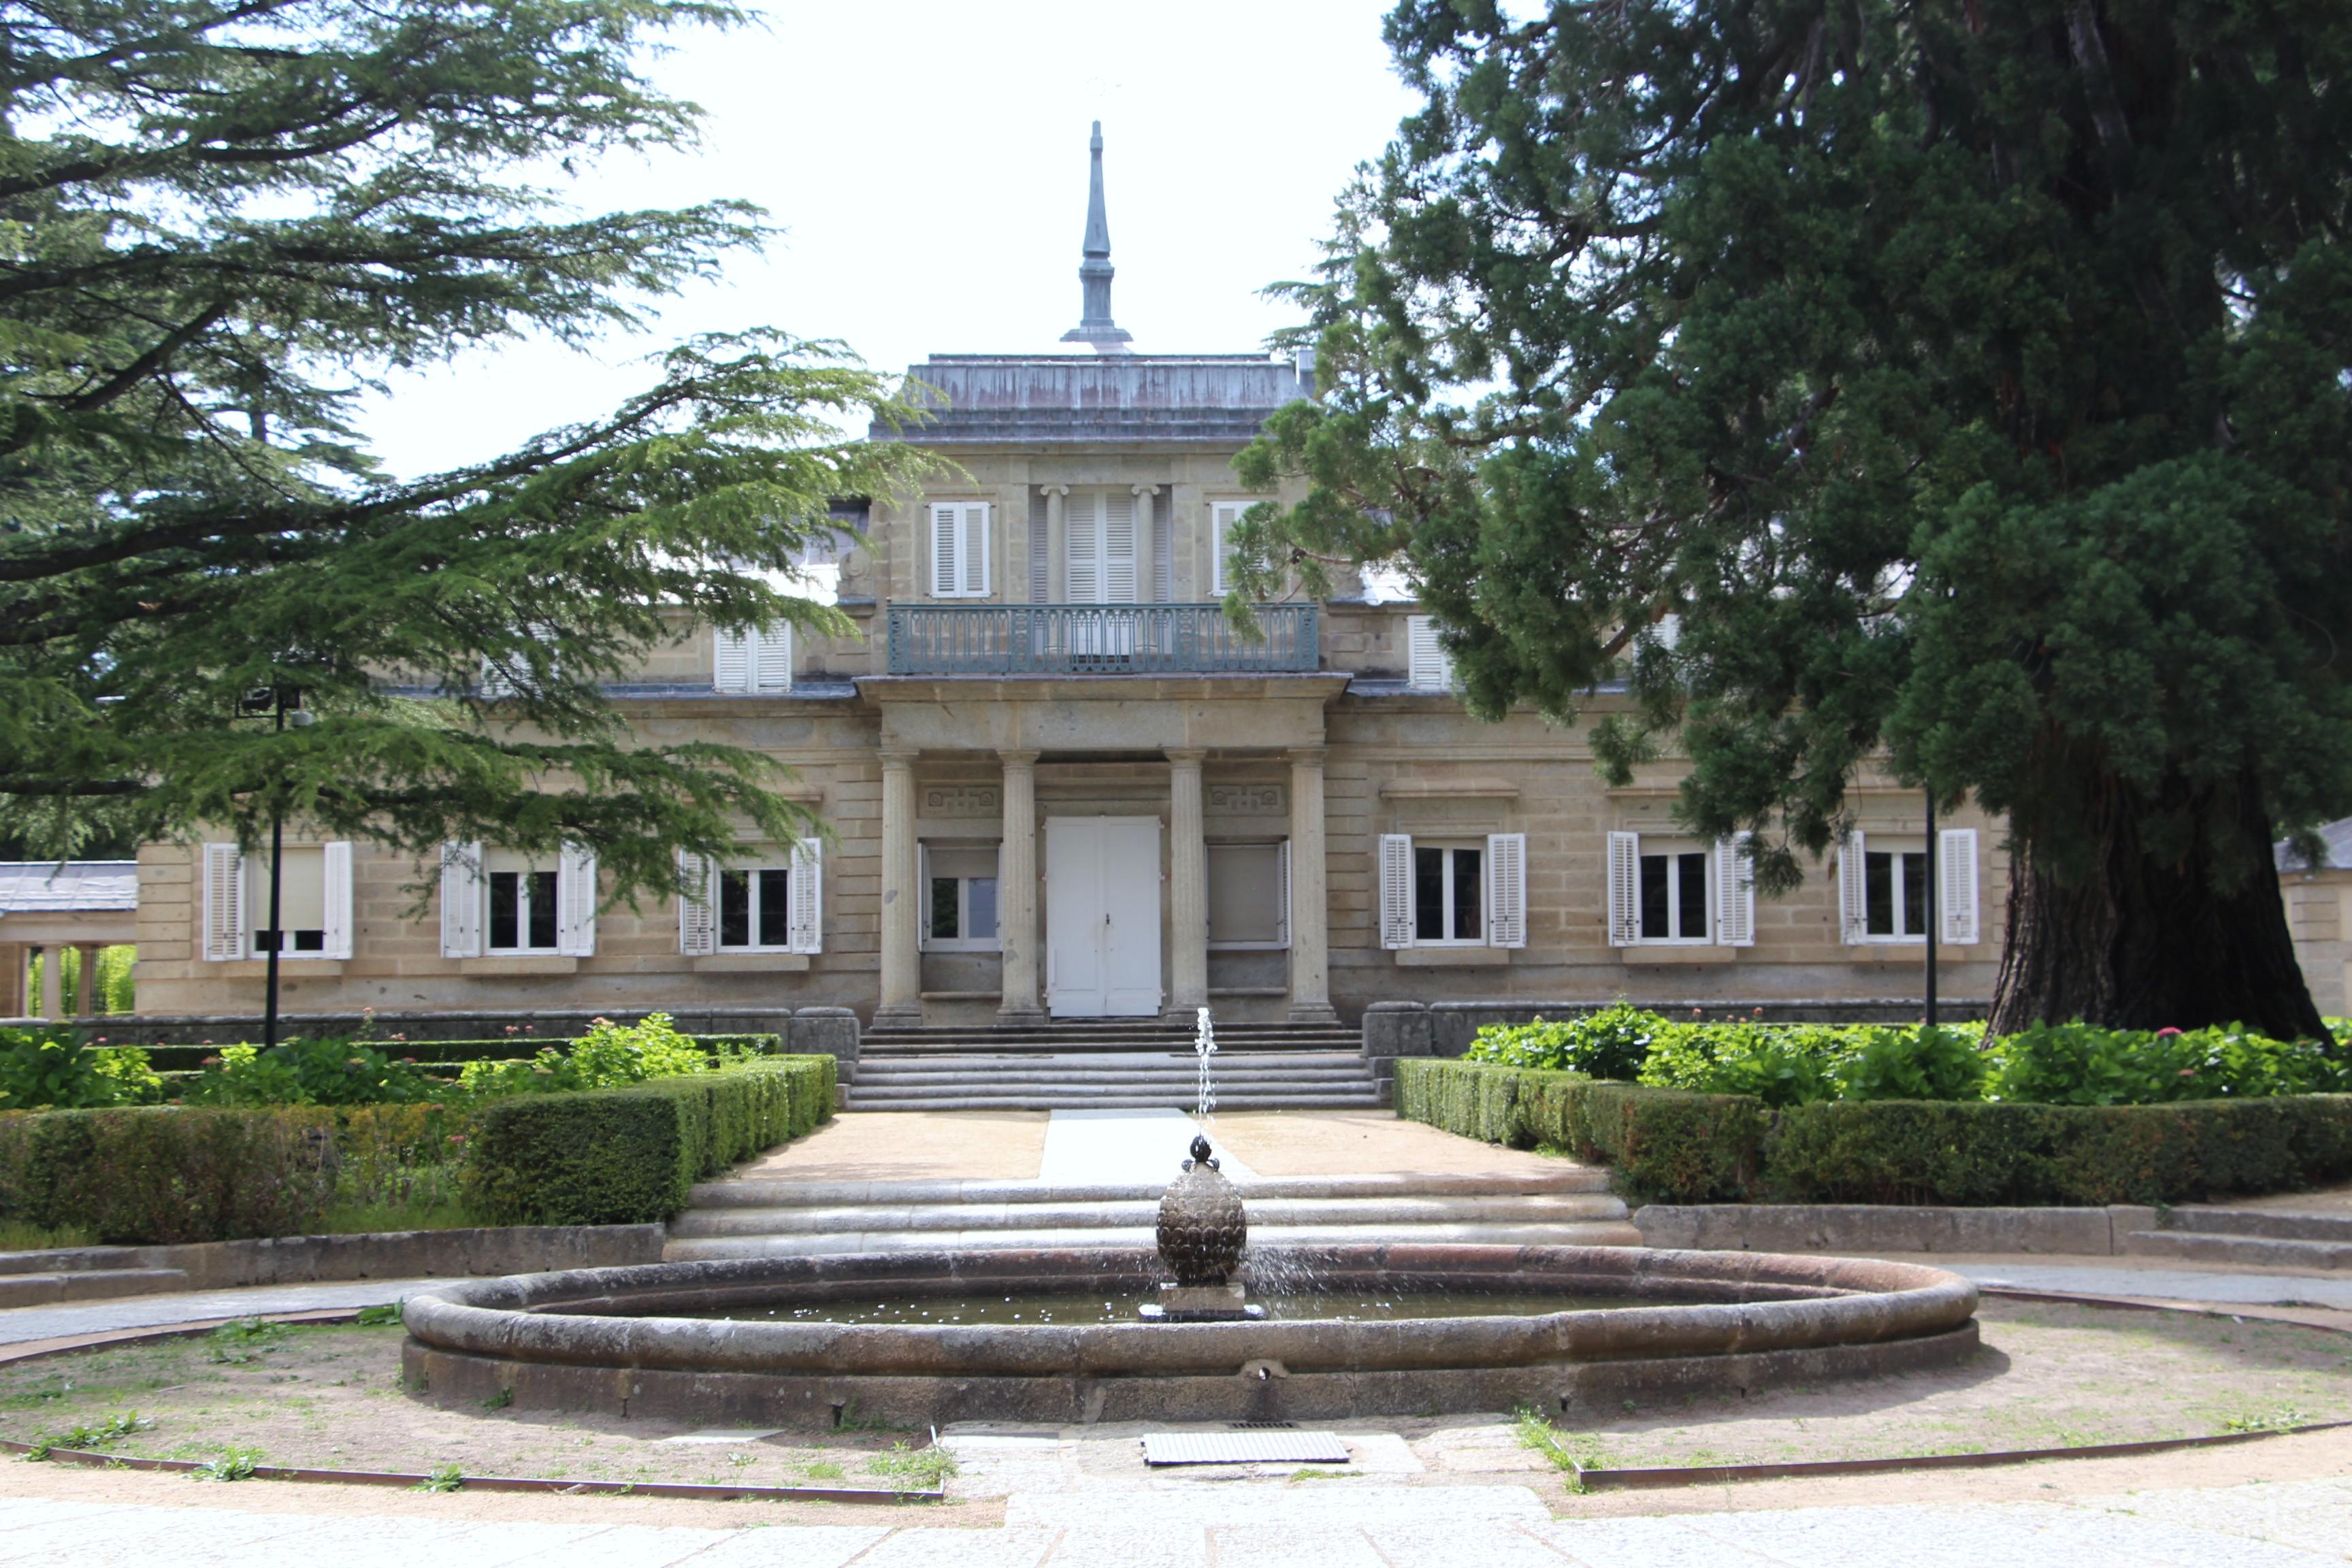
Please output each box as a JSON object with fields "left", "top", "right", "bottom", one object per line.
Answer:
{"left": 133, "top": 1032, "right": 787, "bottom": 1074}
{"left": 462, "top": 1054, "right": 835, "bottom": 1226}
{"left": 1393, "top": 1060, "right": 1764, "bottom": 1203}
{"left": 1394, "top": 1058, "right": 2352, "bottom": 1205}
{"left": 0, "top": 1105, "right": 338, "bottom": 1243}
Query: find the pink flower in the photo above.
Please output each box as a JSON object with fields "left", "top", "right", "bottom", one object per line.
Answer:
{"left": 2156, "top": 1028, "right": 2183, "bottom": 1038}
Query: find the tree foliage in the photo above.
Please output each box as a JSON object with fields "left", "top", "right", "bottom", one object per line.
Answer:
{"left": 1238, "top": 0, "right": 2352, "bottom": 1036}
{"left": 1, "top": 0, "right": 930, "bottom": 899}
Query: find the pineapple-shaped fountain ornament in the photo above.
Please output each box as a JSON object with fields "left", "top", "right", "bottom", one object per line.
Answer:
{"left": 1143, "top": 1007, "right": 1262, "bottom": 1320}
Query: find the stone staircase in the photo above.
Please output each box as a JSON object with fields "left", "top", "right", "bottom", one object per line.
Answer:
{"left": 2121, "top": 1207, "right": 2352, "bottom": 1271}
{"left": 0, "top": 1248, "right": 188, "bottom": 1307}
{"left": 664, "top": 1169, "right": 1641, "bottom": 1262}
{"left": 848, "top": 1019, "right": 1384, "bottom": 1111}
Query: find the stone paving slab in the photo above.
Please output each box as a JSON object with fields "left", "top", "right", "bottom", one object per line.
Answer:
{"left": 1953, "top": 1262, "right": 2352, "bottom": 1309}
{"left": 1037, "top": 1109, "right": 1258, "bottom": 1183}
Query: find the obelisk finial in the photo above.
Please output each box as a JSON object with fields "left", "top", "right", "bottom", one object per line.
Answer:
{"left": 1061, "top": 120, "right": 1132, "bottom": 354}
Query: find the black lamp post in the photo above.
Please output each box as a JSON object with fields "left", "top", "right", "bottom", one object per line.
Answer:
{"left": 239, "top": 684, "right": 306, "bottom": 1050}
{"left": 1924, "top": 785, "right": 1939, "bottom": 1030}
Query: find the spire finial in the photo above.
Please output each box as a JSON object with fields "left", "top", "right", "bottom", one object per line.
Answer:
{"left": 1062, "top": 119, "right": 1132, "bottom": 354}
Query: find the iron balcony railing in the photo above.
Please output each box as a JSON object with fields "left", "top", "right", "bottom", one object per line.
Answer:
{"left": 886, "top": 602, "right": 1321, "bottom": 676}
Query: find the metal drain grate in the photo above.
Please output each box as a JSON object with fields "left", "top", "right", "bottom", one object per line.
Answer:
{"left": 1143, "top": 1431, "right": 1350, "bottom": 1467}
{"left": 1227, "top": 1420, "right": 1298, "bottom": 1430}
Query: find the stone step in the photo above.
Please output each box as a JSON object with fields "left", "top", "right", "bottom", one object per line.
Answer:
{"left": 2157, "top": 1207, "right": 2352, "bottom": 1244}
{"left": 689, "top": 1171, "right": 1616, "bottom": 1207}
{"left": 861, "top": 1039, "right": 1362, "bottom": 1056}
{"left": 2124, "top": 1230, "right": 2352, "bottom": 1271}
{"left": 0, "top": 1246, "right": 150, "bottom": 1278}
{"left": 668, "top": 1193, "right": 1631, "bottom": 1239}
{"left": 851, "top": 1067, "right": 1375, "bottom": 1087}
{"left": 662, "top": 1219, "right": 1647, "bottom": 1262}
{"left": 844, "top": 1092, "right": 1388, "bottom": 1113}
{"left": 0, "top": 1268, "right": 191, "bottom": 1307}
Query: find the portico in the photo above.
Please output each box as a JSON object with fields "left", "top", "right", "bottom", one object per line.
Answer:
{"left": 864, "top": 674, "right": 1347, "bottom": 1026}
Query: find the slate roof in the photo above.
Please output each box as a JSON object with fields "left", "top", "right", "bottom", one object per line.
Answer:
{"left": 0, "top": 861, "right": 138, "bottom": 913}
{"left": 2277, "top": 819, "right": 2352, "bottom": 872}
{"left": 881, "top": 354, "right": 1307, "bottom": 446}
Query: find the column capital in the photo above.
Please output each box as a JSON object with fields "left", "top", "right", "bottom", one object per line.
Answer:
{"left": 1286, "top": 746, "right": 1328, "bottom": 768}
{"left": 1164, "top": 747, "right": 1206, "bottom": 768}
{"left": 997, "top": 748, "right": 1041, "bottom": 769}
{"left": 877, "top": 748, "right": 920, "bottom": 768}
{"left": 1038, "top": 483, "right": 1069, "bottom": 497}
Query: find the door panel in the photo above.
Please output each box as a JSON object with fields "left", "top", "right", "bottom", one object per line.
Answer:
{"left": 1045, "top": 817, "right": 1161, "bottom": 1017}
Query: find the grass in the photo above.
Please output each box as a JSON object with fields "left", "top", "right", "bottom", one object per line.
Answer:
{"left": 0, "top": 1221, "right": 97, "bottom": 1253}
{"left": 27, "top": 1411, "right": 147, "bottom": 1460}
{"left": 315, "top": 1196, "right": 478, "bottom": 1235}
{"left": 864, "top": 1441, "right": 956, "bottom": 1490}
{"left": 1512, "top": 1403, "right": 1605, "bottom": 1488}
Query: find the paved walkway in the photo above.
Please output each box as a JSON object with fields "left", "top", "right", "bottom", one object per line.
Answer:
{"left": 1955, "top": 1261, "right": 2352, "bottom": 1310}
{"left": 0, "top": 1278, "right": 459, "bottom": 1349}
{"left": 0, "top": 1473, "right": 2347, "bottom": 1565}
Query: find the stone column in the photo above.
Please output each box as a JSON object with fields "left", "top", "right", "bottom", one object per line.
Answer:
{"left": 1041, "top": 485, "right": 1069, "bottom": 604}
{"left": 1288, "top": 749, "right": 1338, "bottom": 1024}
{"left": 1166, "top": 749, "right": 1208, "bottom": 1017}
{"left": 0, "top": 946, "right": 22, "bottom": 1017}
{"left": 75, "top": 944, "right": 97, "bottom": 1017}
{"left": 875, "top": 749, "right": 923, "bottom": 1026}
{"left": 37, "top": 947, "right": 64, "bottom": 1022}
{"left": 997, "top": 749, "right": 1043, "bottom": 1021}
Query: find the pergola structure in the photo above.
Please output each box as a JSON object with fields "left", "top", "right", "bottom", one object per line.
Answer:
{"left": 0, "top": 862, "right": 137, "bottom": 1020}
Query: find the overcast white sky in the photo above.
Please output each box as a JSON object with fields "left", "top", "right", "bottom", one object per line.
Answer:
{"left": 355, "top": 0, "right": 1418, "bottom": 478}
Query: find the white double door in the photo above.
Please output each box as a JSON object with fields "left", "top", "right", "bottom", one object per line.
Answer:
{"left": 1045, "top": 815, "right": 1162, "bottom": 1017}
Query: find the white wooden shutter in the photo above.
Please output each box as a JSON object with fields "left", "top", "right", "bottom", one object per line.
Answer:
{"left": 1379, "top": 833, "right": 1415, "bottom": 949}
{"left": 477, "top": 655, "right": 514, "bottom": 700}
{"left": 1102, "top": 492, "right": 1137, "bottom": 602}
{"left": 1066, "top": 493, "right": 1100, "bottom": 602}
{"left": 1276, "top": 837, "right": 1293, "bottom": 949}
{"left": 713, "top": 627, "right": 751, "bottom": 692}
{"left": 1714, "top": 832, "right": 1755, "bottom": 947}
{"left": 1486, "top": 832, "right": 1527, "bottom": 949}
{"left": 1607, "top": 830, "right": 1640, "bottom": 946}
{"left": 1213, "top": 502, "right": 1244, "bottom": 595}
{"left": 678, "top": 850, "right": 717, "bottom": 956}
{"left": 1838, "top": 830, "right": 1870, "bottom": 944}
{"left": 321, "top": 840, "right": 355, "bottom": 960}
{"left": 439, "top": 841, "right": 483, "bottom": 958}
{"left": 753, "top": 623, "right": 792, "bottom": 691}
{"left": 555, "top": 842, "right": 598, "bottom": 957}
{"left": 930, "top": 502, "right": 961, "bottom": 598}
{"left": 1939, "top": 828, "right": 1980, "bottom": 945}
{"left": 1407, "top": 615, "right": 1453, "bottom": 690}
{"left": 788, "top": 836, "right": 823, "bottom": 954}
{"left": 201, "top": 843, "right": 248, "bottom": 962}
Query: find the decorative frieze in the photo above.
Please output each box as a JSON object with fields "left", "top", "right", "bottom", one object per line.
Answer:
{"left": 923, "top": 784, "right": 1001, "bottom": 818}
{"left": 1207, "top": 783, "right": 1286, "bottom": 817}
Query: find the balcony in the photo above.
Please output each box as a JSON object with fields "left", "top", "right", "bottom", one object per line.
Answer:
{"left": 886, "top": 602, "right": 1320, "bottom": 676}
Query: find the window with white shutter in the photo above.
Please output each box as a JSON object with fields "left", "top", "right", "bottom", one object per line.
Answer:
{"left": 677, "top": 850, "right": 717, "bottom": 956}
{"left": 321, "top": 841, "right": 354, "bottom": 960}
{"left": 1486, "top": 832, "right": 1526, "bottom": 948}
{"left": 787, "top": 837, "right": 823, "bottom": 954}
{"left": 1844, "top": 830, "right": 1939, "bottom": 943}
{"left": 245, "top": 845, "right": 330, "bottom": 958}
{"left": 1378, "top": 833, "right": 1416, "bottom": 949}
{"left": 479, "top": 623, "right": 553, "bottom": 699}
{"left": 1606, "top": 831, "right": 1641, "bottom": 947}
{"left": 1207, "top": 840, "right": 1290, "bottom": 949}
{"left": 1838, "top": 830, "right": 1873, "bottom": 943}
{"left": 928, "top": 502, "right": 991, "bottom": 598}
{"left": 439, "top": 842, "right": 483, "bottom": 958}
{"left": 1065, "top": 490, "right": 1139, "bottom": 604}
{"left": 555, "top": 843, "right": 598, "bottom": 956}
{"left": 1407, "top": 615, "right": 1455, "bottom": 691}
{"left": 1938, "top": 828, "right": 1980, "bottom": 944}
{"left": 1713, "top": 833, "right": 1756, "bottom": 947}
{"left": 1211, "top": 499, "right": 1275, "bottom": 596}
{"left": 202, "top": 842, "right": 247, "bottom": 962}
{"left": 713, "top": 623, "right": 792, "bottom": 693}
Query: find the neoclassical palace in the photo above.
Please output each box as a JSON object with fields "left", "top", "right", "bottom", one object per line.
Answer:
{"left": 128, "top": 127, "right": 2004, "bottom": 1031}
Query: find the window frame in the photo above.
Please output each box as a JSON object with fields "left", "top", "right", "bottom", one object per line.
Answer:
{"left": 1209, "top": 497, "right": 1275, "bottom": 597}
{"left": 715, "top": 861, "right": 800, "bottom": 953}
{"left": 928, "top": 500, "right": 993, "bottom": 600}
{"left": 919, "top": 842, "right": 1001, "bottom": 953}
{"left": 1205, "top": 837, "right": 1291, "bottom": 951}
{"left": 1410, "top": 839, "right": 1488, "bottom": 947}
{"left": 1633, "top": 844, "right": 1714, "bottom": 945}
{"left": 1844, "top": 832, "right": 1932, "bottom": 944}
{"left": 1406, "top": 614, "right": 1456, "bottom": 691}
{"left": 485, "top": 863, "right": 561, "bottom": 954}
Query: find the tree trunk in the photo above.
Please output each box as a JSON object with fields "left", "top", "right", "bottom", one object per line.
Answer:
{"left": 1989, "top": 763, "right": 2325, "bottom": 1040}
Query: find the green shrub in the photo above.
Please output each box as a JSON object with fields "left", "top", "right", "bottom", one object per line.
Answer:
{"left": 184, "top": 1039, "right": 442, "bottom": 1107}
{"left": 1828, "top": 1026, "right": 1988, "bottom": 1102}
{"left": 0, "top": 1105, "right": 338, "bottom": 1243}
{"left": 0, "top": 1034, "right": 161, "bottom": 1109}
{"left": 455, "top": 1012, "right": 736, "bottom": 1098}
{"left": 1637, "top": 1022, "right": 1844, "bottom": 1107}
{"left": 463, "top": 1055, "right": 834, "bottom": 1225}
{"left": 1467, "top": 1003, "right": 1660, "bottom": 1079}
{"left": 1985, "top": 1022, "right": 2347, "bottom": 1105}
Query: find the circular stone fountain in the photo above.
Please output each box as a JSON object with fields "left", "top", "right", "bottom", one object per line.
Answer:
{"left": 400, "top": 1242, "right": 1979, "bottom": 1427}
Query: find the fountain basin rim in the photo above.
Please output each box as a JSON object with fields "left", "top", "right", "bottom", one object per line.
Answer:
{"left": 400, "top": 1244, "right": 1978, "bottom": 1379}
